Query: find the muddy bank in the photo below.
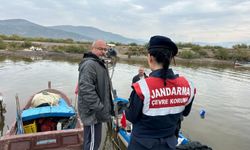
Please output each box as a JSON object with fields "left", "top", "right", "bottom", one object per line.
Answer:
{"left": 0, "top": 50, "right": 82, "bottom": 59}
{"left": 118, "top": 54, "right": 236, "bottom": 68}
{"left": 0, "top": 50, "right": 236, "bottom": 68}
{"left": 0, "top": 50, "right": 83, "bottom": 62}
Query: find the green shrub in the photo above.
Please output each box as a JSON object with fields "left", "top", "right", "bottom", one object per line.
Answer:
{"left": 233, "top": 49, "right": 250, "bottom": 61}
{"left": 127, "top": 46, "right": 139, "bottom": 56}
{"left": 138, "top": 47, "right": 147, "bottom": 55}
{"left": 50, "top": 45, "right": 87, "bottom": 53}
{"left": 177, "top": 42, "right": 196, "bottom": 49}
{"left": 0, "top": 35, "right": 8, "bottom": 39}
{"left": 190, "top": 46, "right": 208, "bottom": 57}
{"left": 126, "top": 46, "right": 147, "bottom": 56}
{"left": 179, "top": 50, "right": 199, "bottom": 59}
{"left": 214, "top": 49, "right": 229, "bottom": 60}
{"left": 213, "top": 46, "right": 223, "bottom": 49}
{"left": 129, "top": 43, "right": 138, "bottom": 46}
{"left": 233, "top": 44, "right": 248, "bottom": 49}
{"left": 64, "top": 45, "right": 87, "bottom": 53}
{"left": 6, "top": 42, "right": 23, "bottom": 50}
{"left": 0, "top": 38, "right": 7, "bottom": 49}
{"left": 22, "top": 40, "right": 32, "bottom": 48}
{"left": 197, "top": 49, "right": 208, "bottom": 57}
{"left": 144, "top": 42, "right": 149, "bottom": 49}
{"left": 9, "top": 34, "right": 23, "bottom": 40}
{"left": 191, "top": 45, "right": 201, "bottom": 52}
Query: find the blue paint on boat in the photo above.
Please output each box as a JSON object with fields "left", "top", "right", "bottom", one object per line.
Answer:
{"left": 178, "top": 132, "right": 189, "bottom": 145}
{"left": 114, "top": 97, "right": 129, "bottom": 103}
{"left": 22, "top": 98, "right": 75, "bottom": 121}
{"left": 119, "top": 128, "right": 131, "bottom": 144}
{"left": 117, "top": 128, "right": 189, "bottom": 147}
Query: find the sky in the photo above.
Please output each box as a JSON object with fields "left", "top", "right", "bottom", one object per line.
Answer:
{"left": 1, "top": 0, "right": 250, "bottom": 44}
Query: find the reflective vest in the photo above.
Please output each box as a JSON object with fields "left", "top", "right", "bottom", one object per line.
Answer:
{"left": 133, "top": 76, "right": 196, "bottom": 116}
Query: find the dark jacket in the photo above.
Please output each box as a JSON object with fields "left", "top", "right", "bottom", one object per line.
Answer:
{"left": 78, "top": 52, "right": 114, "bottom": 126}
{"left": 126, "top": 69, "right": 195, "bottom": 139}
{"left": 132, "top": 73, "right": 148, "bottom": 83}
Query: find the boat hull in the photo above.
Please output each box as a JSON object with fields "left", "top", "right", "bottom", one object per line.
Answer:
{"left": 0, "top": 126, "right": 83, "bottom": 150}
{"left": 0, "top": 88, "right": 84, "bottom": 150}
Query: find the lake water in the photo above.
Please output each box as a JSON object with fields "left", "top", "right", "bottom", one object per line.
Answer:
{"left": 0, "top": 57, "right": 250, "bottom": 150}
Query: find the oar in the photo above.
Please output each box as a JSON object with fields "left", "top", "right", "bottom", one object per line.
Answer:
{"left": 16, "top": 94, "right": 24, "bottom": 134}
{"left": 74, "top": 92, "right": 78, "bottom": 111}
{"left": 0, "top": 93, "right": 3, "bottom": 115}
{"left": 74, "top": 83, "right": 79, "bottom": 110}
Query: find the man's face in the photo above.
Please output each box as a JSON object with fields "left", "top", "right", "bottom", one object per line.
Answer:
{"left": 92, "top": 40, "right": 107, "bottom": 57}
{"left": 139, "top": 68, "right": 144, "bottom": 76}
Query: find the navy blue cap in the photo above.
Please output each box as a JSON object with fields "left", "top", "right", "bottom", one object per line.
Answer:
{"left": 148, "top": 35, "right": 178, "bottom": 56}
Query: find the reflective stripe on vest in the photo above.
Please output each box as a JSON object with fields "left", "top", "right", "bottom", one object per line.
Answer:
{"left": 134, "top": 77, "right": 195, "bottom": 116}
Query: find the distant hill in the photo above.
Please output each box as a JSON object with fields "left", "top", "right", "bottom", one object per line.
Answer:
{"left": 0, "top": 19, "right": 92, "bottom": 41}
{"left": 49, "top": 25, "right": 142, "bottom": 44}
{"left": 0, "top": 19, "right": 142, "bottom": 44}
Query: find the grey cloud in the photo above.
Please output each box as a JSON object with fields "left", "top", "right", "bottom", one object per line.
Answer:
{"left": 0, "top": 0, "right": 250, "bottom": 43}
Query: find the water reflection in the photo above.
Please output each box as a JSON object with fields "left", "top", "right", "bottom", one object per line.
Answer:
{"left": 0, "top": 55, "right": 250, "bottom": 150}
{"left": 0, "top": 55, "right": 34, "bottom": 63}
{"left": 1, "top": 54, "right": 250, "bottom": 71}
{"left": 0, "top": 54, "right": 81, "bottom": 64}
{"left": 0, "top": 93, "right": 6, "bottom": 136}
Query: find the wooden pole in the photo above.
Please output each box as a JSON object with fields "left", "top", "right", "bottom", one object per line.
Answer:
{"left": 0, "top": 100, "right": 2, "bottom": 115}
{"left": 48, "top": 81, "right": 51, "bottom": 89}
{"left": 16, "top": 94, "right": 24, "bottom": 134}
{"left": 0, "top": 93, "right": 3, "bottom": 115}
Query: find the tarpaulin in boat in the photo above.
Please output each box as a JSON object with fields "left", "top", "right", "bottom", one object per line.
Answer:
{"left": 22, "top": 98, "right": 75, "bottom": 121}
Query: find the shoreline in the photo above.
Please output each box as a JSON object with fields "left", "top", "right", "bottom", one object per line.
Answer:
{"left": 0, "top": 50, "right": 240, "bottom": 68}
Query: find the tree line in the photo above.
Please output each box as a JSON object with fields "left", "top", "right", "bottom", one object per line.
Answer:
{"left": 0, "top": 34, "right": 249, "bottom": 61}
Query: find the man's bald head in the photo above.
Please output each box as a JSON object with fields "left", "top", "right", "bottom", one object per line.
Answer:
{"left": 91, "top": 40, "right": 107, "bottom": 57}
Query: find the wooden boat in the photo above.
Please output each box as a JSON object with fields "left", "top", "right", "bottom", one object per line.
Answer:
{"left": 234, "top": 60, "right": 250, "bottom": 68}
{"left": 0, "top": 83, "right": 83, "bottom": 150}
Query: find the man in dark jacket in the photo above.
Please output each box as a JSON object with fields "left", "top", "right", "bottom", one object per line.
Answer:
{"left": 78, "top": 39, "right": 114, "bottom": 150}
{"left": 132, "top": 67, "right": 148, "bottom": 83}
